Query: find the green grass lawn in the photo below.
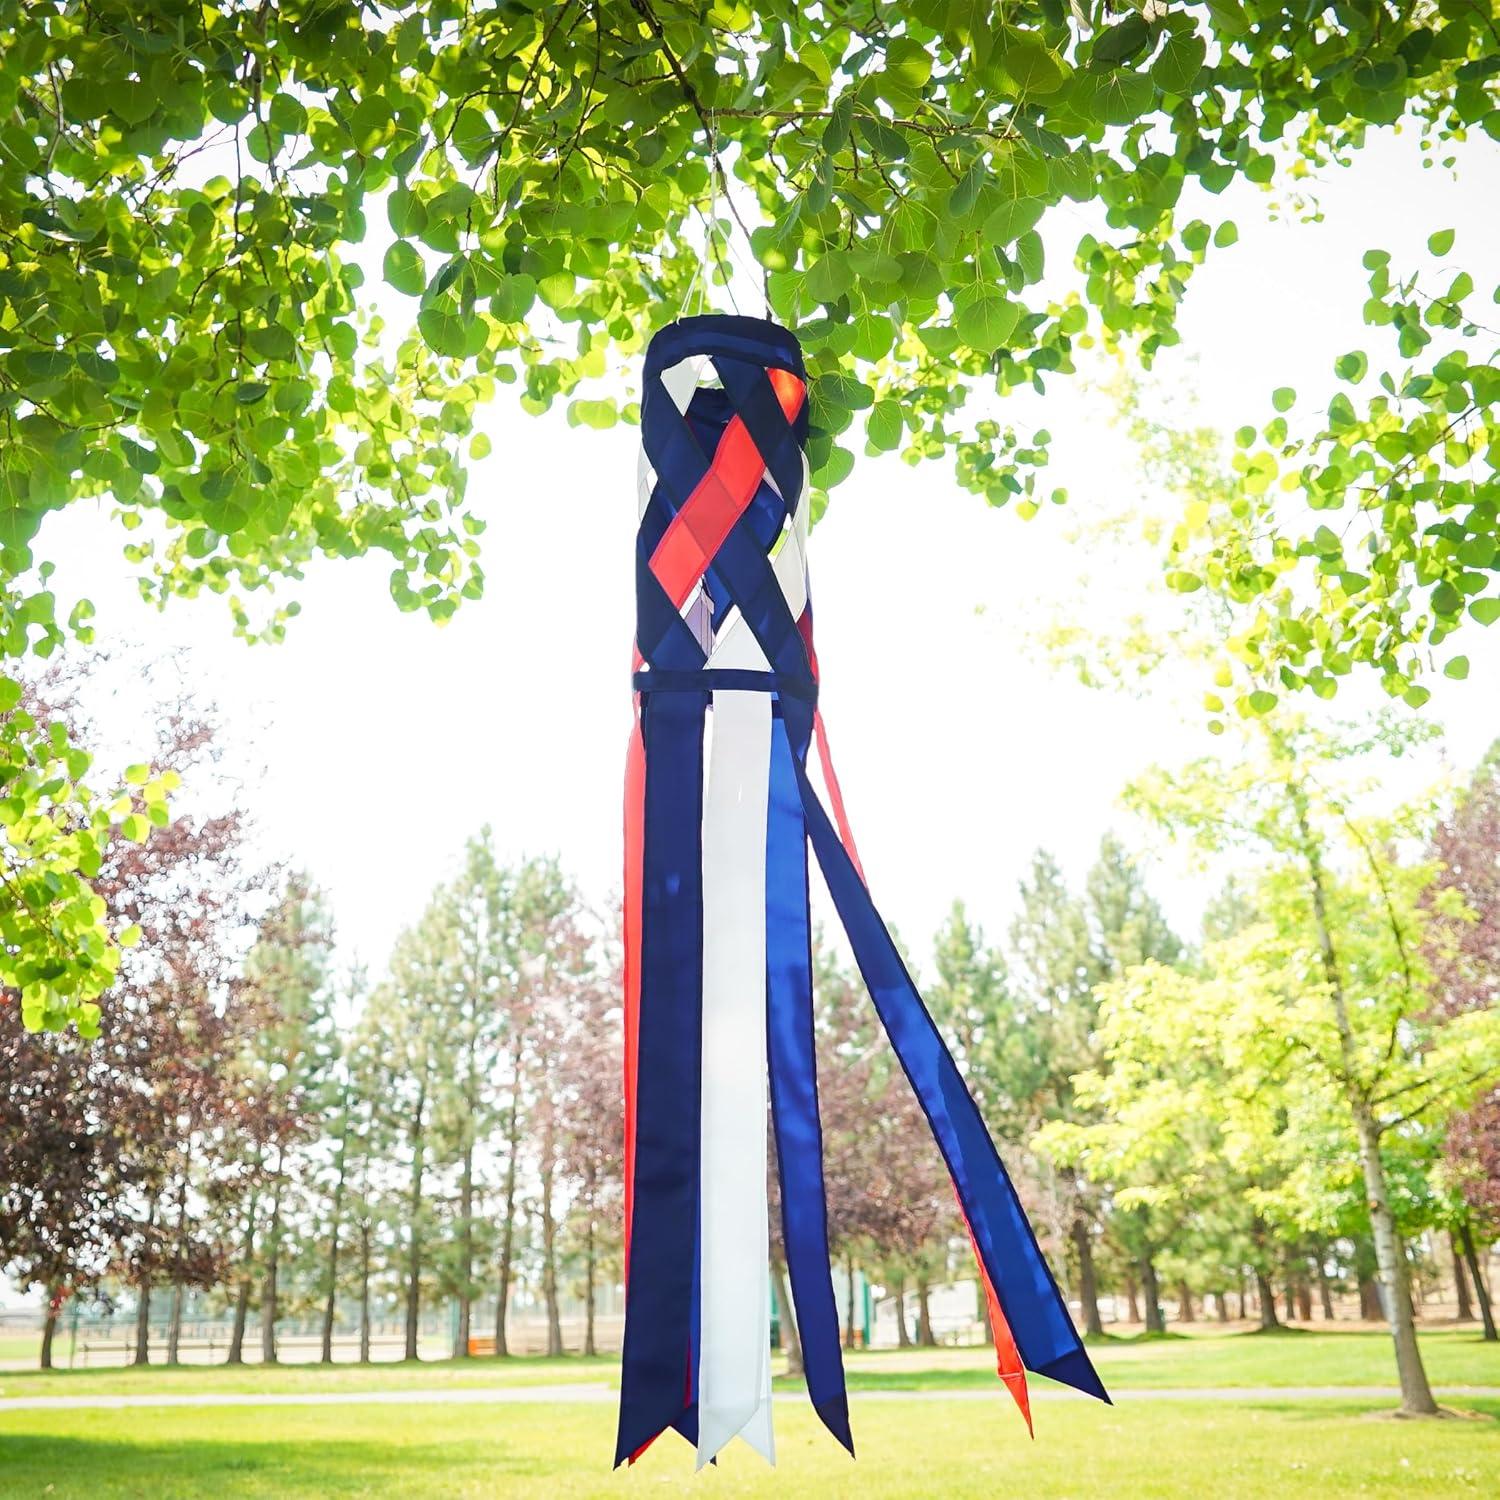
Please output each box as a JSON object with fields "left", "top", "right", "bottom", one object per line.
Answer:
{"left": 0, "top": 1396, "right": 1495, "bottom": 1498}
{"left": 0, "top": 1327, "right": 1494, "bottom": 1401}
{"left": 841, "top": 1326, "right": 1500, "bottom": 1393}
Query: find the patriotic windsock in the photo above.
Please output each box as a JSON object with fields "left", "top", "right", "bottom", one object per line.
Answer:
{"left": 618, "top": 314, "right": 1108, "bottom": 1470}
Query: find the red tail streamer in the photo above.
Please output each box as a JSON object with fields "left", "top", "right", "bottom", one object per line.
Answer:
{"left": 963, "top": 1209, "right": 1033, "bottom": 1434}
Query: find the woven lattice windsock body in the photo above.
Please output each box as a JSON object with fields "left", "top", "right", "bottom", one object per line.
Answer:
{"left": 618, "top": 314, "right": 1108, "bottom": 1469}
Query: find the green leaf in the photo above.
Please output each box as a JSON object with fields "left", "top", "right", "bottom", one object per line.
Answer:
{"left": 1428, "top": 227, "right": 1455, "bottom": 256}
{"left": 383, "top": 241, "right": 427, "bottom": 296}
{"left": 1444, "top": 655, "right": 1470, "bottom": 680}
{"left": 1469, "top": 598, "right": 1500, "bottom": 625}
{"left": 821, "top": 94, "right": 854, "bottom": 153}
{"left": 813, "top": 371, "right": 874, "bottom": 413}
{"left": 491, "top": 273, "right": 536, "bottom": 322}
{"left": 866, "top": 399, "right": 903, "bottom": 452}
{"left": 1213, "top": 220, "right": 1239, "bottom": 248}
{"left": 953, "top": 287, "right": 1019, "bottom": 353}
{"left": 1272, "top": 387, "right": 1296, "bottom": 412}
{"left": 1246, "top": 690, "right": 1278, "bottom": 715}
{"left": 947, "top": 159, "right": 986, "bottom": 219}
{"left": 1092, "top": 14, "right": 1151, "bottom": 67}
{"left": 1334, "top": 350, "right": 1367, "bottom": 382}
{"left": 417, "top": 306, "right": 482, "bottom": 358}
{"left": 983, "top": 196, "right": 1045, "bottom": 245}
{"left": 234, "top": 382, "right": 269, "bottom": 405}
{"left": 855, "top": 113, "right": 908, "bottom": 161}
{"left": 885, "top": 37, "right": 932, "bottom": 90}
{"left": 1092, "top": 70, "right": 1155, "bottom": 126}
{"left": 1152, "top": 31, "right": 1206, "bottom": 94}
{"left": 1002, "top": 41, "right": 1065, "bottom": 95}
{"left": 121, "top": 439, "right": 159, "bottom": 474}
{"left": 806, "top": 251, "right": 855, "bottom": 304}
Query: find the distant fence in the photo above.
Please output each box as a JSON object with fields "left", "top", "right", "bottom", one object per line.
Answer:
{"left": 0, "top": 1303, "right": 626, "bottom": 1368}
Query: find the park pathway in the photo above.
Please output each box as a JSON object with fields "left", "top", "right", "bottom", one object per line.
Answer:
{"left": 2, "top": 1383, "right": 1498, "bottom": 1412}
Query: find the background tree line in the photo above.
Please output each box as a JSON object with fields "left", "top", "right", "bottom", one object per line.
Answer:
{"left": 1, "top": 667, "right": 1496, "bottom": 1413}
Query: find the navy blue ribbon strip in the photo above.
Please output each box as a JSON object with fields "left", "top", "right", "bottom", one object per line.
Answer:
{"left": 780, "top": 703, "right": 1109, "bottom": 1405}
{"left": 616, "top": 690, "right": 709, "bottom": 1465}
{"left": 766, "top": 712, "right": 852, "bottom": 1455}
{"left": 633, "top": 669, "right": 817, "bottom": 702}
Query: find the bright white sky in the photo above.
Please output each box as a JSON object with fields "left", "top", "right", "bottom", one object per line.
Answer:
{"left": 38, "top": 129, "right": 1500, "bottom": 980}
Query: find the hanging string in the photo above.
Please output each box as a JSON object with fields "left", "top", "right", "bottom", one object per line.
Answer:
{"left": 677, "top": 112, "right": 769, "bottom": 322}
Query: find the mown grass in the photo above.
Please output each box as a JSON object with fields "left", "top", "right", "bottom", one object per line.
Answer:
{"left": 840, "top": 1326, "right": 1500, "bottom": 1394}
{"left": 0, "top": 1396, "right": 1495, "bottom": 1498}
{"left": 2, "top": 1326, "right": 1494, "bottom": 1401}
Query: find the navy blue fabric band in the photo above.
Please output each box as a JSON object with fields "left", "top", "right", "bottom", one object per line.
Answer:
{"left": 633, "top": 669, "right": 817, "bottom": 703}
{"left": 778, "top": 700, "right": 1108, "bottom": 1404}
{"left": 616, "top": 691, "right": 707, "bottom": 1464}
{"left": 766, "top": 713, "right": 852, "bottom": 1455}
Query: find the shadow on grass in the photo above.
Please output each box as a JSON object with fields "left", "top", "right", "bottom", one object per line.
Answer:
{"left": 0, "top": 1432, "right": 550, "bottom": 1498}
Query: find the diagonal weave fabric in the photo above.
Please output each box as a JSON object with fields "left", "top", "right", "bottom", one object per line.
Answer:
{"left": 617, "top": 314, "right": 1109, "bottom": 1470}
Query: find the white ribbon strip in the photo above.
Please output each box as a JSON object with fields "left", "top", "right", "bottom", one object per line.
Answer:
{"left": 697, "top": 683, "right": 775, "bottom": 1468}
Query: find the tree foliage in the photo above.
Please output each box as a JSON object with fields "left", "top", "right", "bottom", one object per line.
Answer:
{"left": 4, "top": 2, "right": 1498, "bottom": 650}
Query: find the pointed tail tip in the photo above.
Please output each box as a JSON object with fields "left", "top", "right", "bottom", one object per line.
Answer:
{"left": 814, "top": 1396, "right": 855, "bottom": 1458}
{"left": 1035, "top": 1346, "right": 1112, "bottom": 1406}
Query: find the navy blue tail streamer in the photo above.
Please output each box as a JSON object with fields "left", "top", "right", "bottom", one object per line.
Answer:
{"left": 616, "top": 691, "right": 708, "bottom": 1465}
{"left": 780, "top": 699, "right": 1109, "bottom": 1404}
{"left": 766, "top": 712, "right": 853, "bottom": 1454}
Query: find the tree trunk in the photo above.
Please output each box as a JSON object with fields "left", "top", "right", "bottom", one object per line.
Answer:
{"left": 494, "top": 1048, "right": 523, "bottom": 1357}
{"left": 226, "top": 1185, "right": 258, "bottom": 1365}
{"left": 132, "top": 1190, "right": 157, "bottom": 1366}
{"left": 1177, "top": 1281, "right": 1195, "bottom": 1323}
{"left": 133, "top": 1283, "right": 151, "bottom": 1366}
{"left": 1295, "top": 792, "right": 1437, "bottom": 1414}
{"left": 167, "top": 1151, "right": 191, "bottom": 1367}
{"left": 455, "top": 1137, "right": 475, "bottom": 1360}
{"left": 1314, "top": 1241, "right": 1337, "bottom": 1320}
{"left": 1459, "top": 1221, "right": 1497, "bottom": 1342}
{"left": 1255, "top": 1267, "right": 1280, "bottom": 1330}
{"left": 321, "top": 1099, "right": 352, "bottom": 1364}
{"left": 1072, "top": 1215, "right": 1104, "bottom": 1337}
{"left": 40, "top": 1295, "right": 59, "bottom": 1371}
{"left": 916, "top": 1276, "right": 936, "bottom": 1347}
{"left": 167, "top": 1283, "right": 185, "bottom": 1365}
{"left": 772, "top": 1257, "right": 802, "bottom": 1379}
{"left": 583, "top": 1194, "right": 598, "bottom": 1358}
{"left": 540, "top": 1116, "right": 563, "bottom": 1358}
{"left": 1140, "top": 1256, "right": 1164, "bottom": 1334}
{"left": 1297, "top": 1279, "right": 1313, "bottom": 1323}
{"left": 1283, "top": 1276, "right": 1296, "bottom": 1323}
{"left": 358, "top": 1220, "right": 373, "bottom": 1362}
{"left": 1452, "top": 1231, "right": 1474, "bottom": 1321}
{"left": 228, "top": 1278, "right": 251, "bottom": 1363}
{"left": 1125, "top": 1272, "right": 1140, "bottom": 1324}
{"left": 405, "top": 1079, "right": 429, "bottom": 1363}
{"left": 1215, "top": 1290, "right": 1230, "bottom": 1323}
{"left": 894, "top": 1276, "right": 912, "bottom": 1348}
{"left": 261, "top": 1159, "right": 283, "bottom": 1366}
